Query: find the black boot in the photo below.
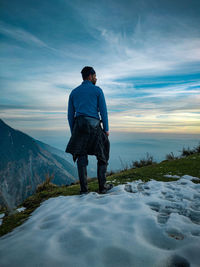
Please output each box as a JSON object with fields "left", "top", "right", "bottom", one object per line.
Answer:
{"left": 97, "top": 163, "right": 113, "bottom": 194}
{"left": 77, "top": 163, "right": 88, "bottom": 194}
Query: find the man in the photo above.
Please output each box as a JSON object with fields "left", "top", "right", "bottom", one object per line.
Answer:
{"left": 65, "top": 66, "right": 113, "bottom": 195}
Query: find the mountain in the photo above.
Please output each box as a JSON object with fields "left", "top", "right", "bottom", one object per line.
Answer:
{"left": 35, "top": 139, "right": 97, "bottom": 177}
{"left": 0, "top": 119, "right": 78, "bottom": 210}
{"left": 35, "top": 139, "right": 78, "bottom": 178}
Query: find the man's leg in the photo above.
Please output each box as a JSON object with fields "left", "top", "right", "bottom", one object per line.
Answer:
{"left": 77, "top": 154, "right": 88, "bottom": 194}
{"left": 97, "top": 159, "right": 113, "bottom": 193}
{"left": 97, "top": 159, "right": 107, "bottom": 192}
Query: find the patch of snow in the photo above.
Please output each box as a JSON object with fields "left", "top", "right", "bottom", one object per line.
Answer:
{"left": 0, "top": 213, "right": 5, "bottom": 219}
{"left": 0, "top": 213, "right": 5, "bottom": 226}
{"left": 16, "top": 207, "right": 26, "bottom": 212}
{"left": 0, "top": 175, "right": 199, "bottom": 266}
{"left": 164, "top": 174, "right": 181, "bottom": 178}
{"left": 181, "top": 175, "right": 200, "bottom": 181}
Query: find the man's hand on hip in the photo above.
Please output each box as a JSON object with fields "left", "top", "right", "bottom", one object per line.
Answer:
{"left": 105, "top": 131, "right": 109, "bottom": 136}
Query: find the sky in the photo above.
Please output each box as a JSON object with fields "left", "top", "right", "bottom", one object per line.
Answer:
{"left": 0, "top": 0, "right": 200, "bottom": 143}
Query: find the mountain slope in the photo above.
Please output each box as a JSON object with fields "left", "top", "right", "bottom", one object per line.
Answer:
{"left": 35, "top": 139, "right": 97, "bottom": 178}
{"left": 0, "top": 119, "right": 78, "bottom": 210}
{"left": 35, "top": 139, "right": 78, "bottom": 178}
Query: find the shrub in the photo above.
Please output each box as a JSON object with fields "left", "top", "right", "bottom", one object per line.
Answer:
{"left": 194, "top": 143, "right": 200, "bottom": 153}
{"left": 165, "top": 152, "right": 179, "bottom": 160}
{"left": 36, "top": 173, "right": 58, "bottom": 193}
{"left": 180, "top": 146, "right": 195, "bottom": 157}
{"left": 132, "top": 152, "right": 156, "bottom": 168}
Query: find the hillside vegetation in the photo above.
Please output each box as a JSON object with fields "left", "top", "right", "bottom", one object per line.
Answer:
{"left": 0, "top": 146, "right": 200, "bottom": 237}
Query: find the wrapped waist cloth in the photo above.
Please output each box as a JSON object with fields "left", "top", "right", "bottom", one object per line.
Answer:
{"left": 65, "top": 115, "right": 109, "bottom": 164}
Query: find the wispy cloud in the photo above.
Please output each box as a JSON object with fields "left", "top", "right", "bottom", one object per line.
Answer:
{"left": 0, "top": 21, "right": 48, "bottom": 47}
{"left": 0, "top": 0, "right": 200, "bottom": 136}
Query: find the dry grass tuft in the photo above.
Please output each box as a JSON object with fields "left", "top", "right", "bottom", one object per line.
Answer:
{"left": 36, "top": 173, "right": 58, "bottom": 193}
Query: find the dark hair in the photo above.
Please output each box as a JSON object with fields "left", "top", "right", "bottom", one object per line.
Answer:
{"left": 81, "top": 66, "right": 96, "bottom": 80}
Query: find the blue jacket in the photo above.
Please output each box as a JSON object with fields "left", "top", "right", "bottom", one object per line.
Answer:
{"left": 68, "top": 80, "right": 109, "bottom": 134}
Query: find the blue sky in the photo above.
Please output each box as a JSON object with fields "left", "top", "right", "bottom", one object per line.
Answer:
{"left": 0, "top": 0, "right": 200, "bottom": 141}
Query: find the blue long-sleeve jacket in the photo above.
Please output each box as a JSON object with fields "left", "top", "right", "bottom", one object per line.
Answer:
{"left": 67, "top": 80, "right": 109, "bottom": 134}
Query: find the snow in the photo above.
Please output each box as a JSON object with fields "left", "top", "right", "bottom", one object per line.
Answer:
{"left": 164, "top": 174, "right": 181, "bottom": 178}
{"left": 0, "top": 213, "right": 5, "bottom": 219}
{"left": 16, "top": 207, "right": 26, "bottom": 212}
{"left": 0, "top": 213, "right": 5, "bottom": 226}
{"left": 0, "top": 175, "right": 200, "bottom": 267}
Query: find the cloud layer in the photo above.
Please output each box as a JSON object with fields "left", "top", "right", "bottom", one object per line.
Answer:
{"left": 0, "top": 0, "right": 200, "bottom": 136}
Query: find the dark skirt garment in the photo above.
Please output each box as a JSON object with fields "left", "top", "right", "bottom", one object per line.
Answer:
{"left": 65, "top": 115, "right": 110, "bottom": 165}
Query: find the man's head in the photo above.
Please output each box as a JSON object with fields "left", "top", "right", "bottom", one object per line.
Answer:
{"left": 81, "top": 66, "right": 97, "bottom": 85}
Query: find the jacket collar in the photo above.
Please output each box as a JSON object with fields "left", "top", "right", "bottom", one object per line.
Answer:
{"left": 81, "top": 80, "right": 93, "bottom": 85}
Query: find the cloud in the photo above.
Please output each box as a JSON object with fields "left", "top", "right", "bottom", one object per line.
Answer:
{"left": 0, "top": 21, "right": 48, "bottom": 47}
{"left": 0, "top": 21, "right": 79, "bottom": 59}
{"left": 96, "top": 31, "right": 200, "bottom": 81}
{"left": 66, "top": 1, "right": 200, "bottom": 79}
{"left": 0, "top": 1, "right": 200, "bottom": 135}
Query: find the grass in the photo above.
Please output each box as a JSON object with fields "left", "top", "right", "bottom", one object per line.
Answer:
{"left": 0, "top": 177, "right": 101, "bottom": 237}
{"left": 107, "top": 152, "right": 200, "bottom": 185}
{"left": 0, "top": 150, "right": 200, "bottom": 237}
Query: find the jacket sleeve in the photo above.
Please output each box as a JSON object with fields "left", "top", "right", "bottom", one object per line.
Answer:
{"left": 98, "top": 88, "right": 109, "bottom": 132}
{"left": 67, "top": 93, "right": 75, "bottom": 134}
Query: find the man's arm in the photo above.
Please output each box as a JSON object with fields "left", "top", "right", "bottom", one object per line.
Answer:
{"left": 68, "top": 93, "right": 75, "bottom": 134}
{"left": 98, "top": 89, "right": 109, "bottom": 133}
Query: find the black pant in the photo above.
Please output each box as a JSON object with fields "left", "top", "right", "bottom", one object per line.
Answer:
{"left": 77, "top": 154, "right": 107, "bottom": 193}
{"left": 77, "top": 154, "right": 106, "bottom": 167}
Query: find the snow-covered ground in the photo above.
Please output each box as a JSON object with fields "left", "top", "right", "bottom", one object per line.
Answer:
{"left": 0, "top": 213, "right": 5, "bottom": 226}
{"left": 0, "top": 175, "right": 200, "bottom": 267}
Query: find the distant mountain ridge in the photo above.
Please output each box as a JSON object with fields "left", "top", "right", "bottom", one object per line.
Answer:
{"left": 0, "top": 119, "right": 78, "bottom": 210}
{"left": 35, "top": 139, "right": 97, "bottom": 178}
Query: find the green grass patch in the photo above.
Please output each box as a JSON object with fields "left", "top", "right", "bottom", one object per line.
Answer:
{"left": 107, "top": 153, "right": 200, "bottom": 185}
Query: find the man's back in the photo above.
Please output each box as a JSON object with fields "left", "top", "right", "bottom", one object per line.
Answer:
{"left": 68, "top": 80, "right": 109, "bottom": 134}
{"left": 66, "top": 66, "right": 113, "bottom": 195}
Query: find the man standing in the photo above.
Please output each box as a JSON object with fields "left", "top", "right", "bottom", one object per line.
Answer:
{"left": 65, "top": 66, "right": 113, "bottom": 195}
